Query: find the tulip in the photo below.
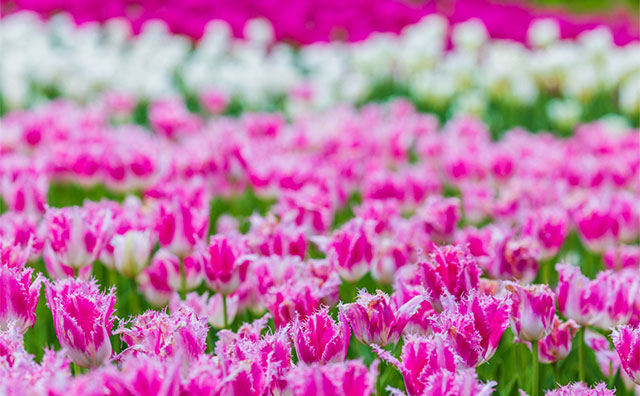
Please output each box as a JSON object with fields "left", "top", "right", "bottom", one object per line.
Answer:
{"left": 266, "top": 281, "right": 320, "bottom": 328}
{"left": 538, "top": 317, "right": 579, "bottom": 364}
{"left": 507, "top": 282, "right": 555, "bottom": 342}
{"left": 111, "top": 230, "right": 152, "bottom": 278}
{"left": 0, "top": 266, "right": 41, "bottom": 333}
{"left": 419, "top": 244, "right": 480, "bottom": 312}
{"left": 203, "top": 236, "right": 250, "bottom": 295}
{"left": 416, "top": 196, "right": 460, "bottom": 242}
{"left": 556, "top": 263, "right": 605, "bottom": 326}
{"left": 341, "top": 290, "right": 424, "bottom": 347}
{"left": 44, "top": 206, "right": 112, "bottom": 273}
{"left": 291, "top": 308, "right": 350, "bottom": 364}
{"left": 45, "top": 278, "right": 115, "bottom": 368}
{"left": 545, "top": 383, "right": 615, "bottom": 396}
{"left": 420, "top": 369, "right": 496, "bottom": 396}
{"left": 154, "top": 199, "right": 208, "bottom": 258}
{"left": 523, "top": 208, "right": 568, "bottom": 260}
{"left": 375, "top": 333, "right": 458, "bottom": 396}
{"left": 506, "top": 282, "right": 555, "bottom": 396}
{"left": 328, "top": 219, "right": 374, "bottom": 282}
{"left": 435, "top": 291, "right": 510, "bottom": 367}
{"left": 285, "top": 360, "right": 378, "bottom": 396}
{"left": 116, "top": 307, "right": 207, "bottom": 364}
{"left": 612, "top": 325, "right": 640, "bottom": 385}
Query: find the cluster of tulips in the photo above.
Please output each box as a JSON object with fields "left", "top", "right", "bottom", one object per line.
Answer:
{"left": 1, "top": 92, "right": 639, "bottom": 395}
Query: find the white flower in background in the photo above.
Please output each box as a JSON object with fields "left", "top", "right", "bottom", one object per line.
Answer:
{"left": 619, "top": 73, "right": 640, "bottom": 116}
{"left": 112, "top": 230, "right": 153, "bottom": 279}
{"left": 528, "top": 18, "right": 560, "bottom": 48}
{"left": 244, "top": 18, "right": 275, "bottom": 47}
{"left": 452, "top": 18, "right": 488, "bottom": 52}
{"left": 453, "top": 90, "right": 488, "bottom": 117}
{"left": 563, "top": 64, "right": 600, "bottom": 102}
{"left": 547, "top": 98, "right": 582, "bottom": 131}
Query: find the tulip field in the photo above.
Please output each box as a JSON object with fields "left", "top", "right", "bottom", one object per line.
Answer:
{"left": 1, "top": 0, "right": 639, "bottom": 395}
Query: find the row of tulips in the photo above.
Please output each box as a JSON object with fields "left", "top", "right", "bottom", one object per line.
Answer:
{"left": 1, "top": 94, "right": 639, "bottom": 394}
{"left": 2, "top": 11, "right": 639, "bottom": 135}
{"left": 3, "top": 0, "right": 638, "bottom": 44}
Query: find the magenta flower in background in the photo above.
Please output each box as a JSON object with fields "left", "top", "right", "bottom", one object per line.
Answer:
{"left": 612, "top": 325, "right": 640, "bottom": 385}
{"left": 419, "top": 244, "right": 480, "bottom": 312}
{"left": 523, "top": 208, "right": 568, "bottom": 260}
{"left": 45, "top": 278, "right": 115, "bottom": 368}
{"left": 341, "top": 290, "right": 424, "bottom": 347}
{"left": 538, "top": 317, "right": 579, "bottom": 364}
{"left": 0, "top": 266, "right": 41, "bottom": 333}
{"left": 203, "top": 235, "right": 250, "bottom": 295}
{"left": 328, "top": 218, "right": 374, "bottom": 282}
{"left": 153, "top": 198, "right": 208, "bottom": 258}
{"left": 507, "top": 282, "right": 555, "bottom": 342}
{"left": 291, "top": 308, "right": 350, "bottom": 364}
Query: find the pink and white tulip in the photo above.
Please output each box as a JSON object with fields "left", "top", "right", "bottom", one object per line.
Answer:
{"left": 506, "top": 282, "right": 556, "bottom": 342}
{"left": 291, "top": 308, "right": 350, "bottom": 364}
{"left": 45, "top": 278, "right": 115, "bottom": 368}
{"left": 612, "top": 325, "right": 640, "bottom": 385}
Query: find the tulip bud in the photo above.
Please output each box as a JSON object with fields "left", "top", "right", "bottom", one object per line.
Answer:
{"left": 45, "top": 278, "right": 115, "bottom": 368}
{"left": 506, "top": 282, "right": 555, "bottom": 342}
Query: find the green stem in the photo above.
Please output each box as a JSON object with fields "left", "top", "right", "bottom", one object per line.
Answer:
{"left": 108, "top": 267, "right": 117, "bottom": 287}
{"left": 73, "top": 363, "right": 81, "bottom": 377}
{"left": 531, "top": 340, "right": 539, "bottom": 396}
{"left": 222, "top": 294, "right": 228, "bottom": 328}
{"left": 552, "top": 361, "right": 560, "bottom": 385}
{"left": 578, "top": 327, "right": 585, "bottom": 383}
{"left": 179, "top": 257, "right": 186, "bottom": 300}
{"left": 129, "top": 277, "right": 140, "bottom": 316}
{"left": 73, "top": 266, "right": 79, "bottom": 278}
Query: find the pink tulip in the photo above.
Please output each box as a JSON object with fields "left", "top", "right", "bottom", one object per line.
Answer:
{"left": 341, "top": 290, "right": 424, "bottom": 347}
{"left": 137, "top": 249, "right": 175, "bottom": 307}
{"left": 202, "top": 235, "right": 250, "bottom": 295}
{"left": 612, "top": 325, "right": 640, "bottom": 385}
{"left": 285, "top": 360, "right": 378, "bottom": 396}
{"left": 523, "top": 208, "right": 568, "bottom": 260}
{"left": 434, "top": 291, "right": 511, "bottom": 367}
{"left": 556, "top": 263, "right": 606, "bottom": 326}
{"left": 376, "top": 333, "right": 458, "bottom": 396}
{"left": 116, "top": 307, "right": 207, "bottom": 364}
{"left": 603, "top": 245, "right": 640, "bottom": 271}
{"left": 416, "top": 196, "right": 460, "bottom": 242}
{"left": 291, "top": 308, "right": 350, "bottom": 364}
{"left": 420, "top": 369, "right": 496, "bottom": 396}
{"left": 0, "top": 266, "right": 41, "bottom": 333}
{"left": 507, "top": 282, "right": 556, "bottom": 342}
{"left": 153, "top": 199, "right": 208, "bottom": 258}
{"left": 419, "top": 244, "right": 480, "bottom": 312}
{"left": 545, "top": 382, "right": 616, "bottom": 396}
{"left": 44, "top": 206, "right": 112, "bottom": 271}
{"left": 328, "top": 219, "right": 374, "bottom": 282}
{"left": 45, "top": 278, "right": 115, "bottom": 368}
{"left": 538, "top": 317, "right": 579, "bottom": 364}
{"left": 266, "top": 280, "right": 320, "bottom": 328}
